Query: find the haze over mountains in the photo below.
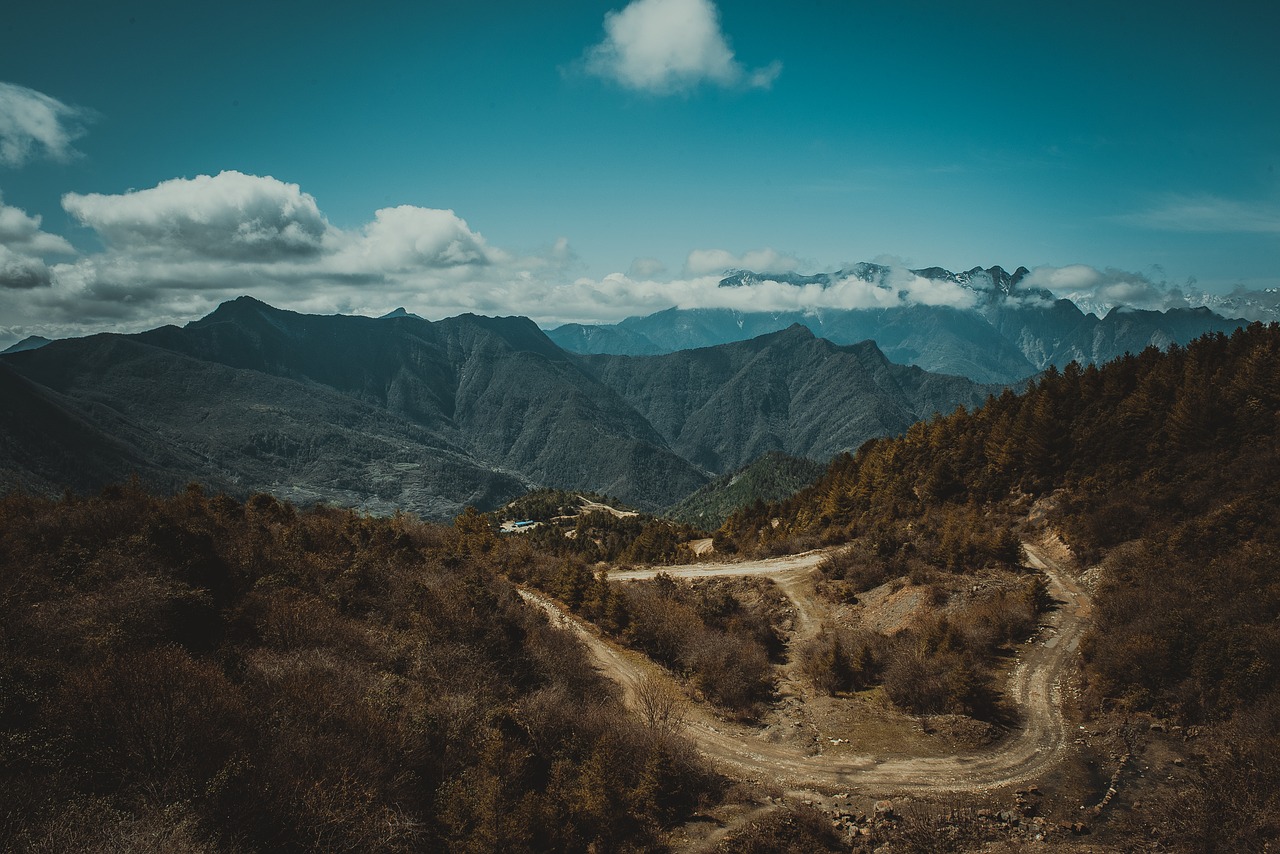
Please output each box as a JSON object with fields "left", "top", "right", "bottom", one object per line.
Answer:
{"left": 549, "top": 264, "right": 1249, "bottom": 384}
{"left": 0, "top": 273, "right": 1252, "bottom": 518}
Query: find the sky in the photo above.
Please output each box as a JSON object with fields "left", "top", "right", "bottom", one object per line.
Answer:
{"left": 1, "top": 0, "right": 1278, "bottom": 347}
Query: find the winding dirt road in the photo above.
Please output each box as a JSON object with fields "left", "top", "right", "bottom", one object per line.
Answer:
{"left": 521, "top": 538, "right": 1091, "bottom": 795}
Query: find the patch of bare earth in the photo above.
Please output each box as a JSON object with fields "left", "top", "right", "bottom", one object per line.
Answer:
{"left": 532, "top": 524, "right": 1102, "bottom": 849}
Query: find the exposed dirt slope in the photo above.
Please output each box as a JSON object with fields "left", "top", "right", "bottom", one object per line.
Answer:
{"left": 528, "top": 536, "right": 1090, "bottom": 795}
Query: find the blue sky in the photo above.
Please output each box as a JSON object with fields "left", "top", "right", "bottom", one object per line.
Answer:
{"left": 1, "top": 0, "right": 1277, "bottom": 345}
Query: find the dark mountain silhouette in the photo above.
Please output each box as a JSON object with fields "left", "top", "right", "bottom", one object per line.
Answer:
{"left": 136, "top": 297, "right": 707, "bottom": 509}
{"left": 579, "top": 324, "right": 999, "bottom": 474}
{"left": 1, "top": 299, "right": 1000, "bottom": 517}
{"left": 2, "top": 331, "right": 527, "bottom": 517}
{"left": 1, "top": 335, "right": 53, "bottom": 354}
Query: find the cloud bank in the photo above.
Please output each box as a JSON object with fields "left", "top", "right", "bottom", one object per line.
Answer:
{"left": 0, "top": 82, "right": 95, "bottom": 167}
{"left": 0, "top": 170, "right": 986, "bottom": 344}
{"left": 1019, "top": 263, "right": 1279, "bottom": 318}
{"left": 584, "top": 0, "right": 781, "bottom": 93}
{"left": 2, "top": 170, "right": 1271, "bottom": 347}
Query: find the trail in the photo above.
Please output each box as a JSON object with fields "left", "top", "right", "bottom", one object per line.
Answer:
{"left": 523, "top": 538, "right": 1091, "bottom": 795}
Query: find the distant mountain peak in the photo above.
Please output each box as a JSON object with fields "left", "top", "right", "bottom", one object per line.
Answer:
{"left": 190, "top": 294, "right": 273, "bottom": 321}
{"left": 380, "top": 307, "right": 422, "bottom": 320}
{"left": 718, "top": 269, "right": 832, "bottom": 288}
{"left": 774, "top": 322, "right": 816, "bottom": 340}
{"left": 2, "top": 335, "right": 54, "bottom": 355}
{"left": 716, "top": 262, "right": 1038, "bottom": 297}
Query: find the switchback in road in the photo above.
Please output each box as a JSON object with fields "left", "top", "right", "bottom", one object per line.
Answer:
{"left": 521, "top": 537, "right": 1090, "bottom": 795}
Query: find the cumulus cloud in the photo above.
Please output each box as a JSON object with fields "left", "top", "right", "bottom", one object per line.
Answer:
{"left": 63, "top": 171, "right": 334, "bottom": 261}
{"left": 0, "top": 171, "right": 565, "bottom": 342}
{"left": 538, "top": 265, "right": 979, "bottom": 318}
{"left": 0, "top": 245, "right": 54, "bottom": 290}
{"left": 0, "top": 82, "right": 95, "bottom": 167}
{"left": 340, "top": 205, "right": 497, "bottom": 271}
{"left": 584, "top": 0, "right": 781, "bottom": 93}
{"left": 0, "top": 195, "right": 75, "bottom": 256}
{"left": 684, "top": 247, "right": 802, "bottom": 276}
{"left": 0, "top": 195, "right": 76, "bottom": 291}
{"left": 1119, "top": 195, "right": 1280, "bottom": 234}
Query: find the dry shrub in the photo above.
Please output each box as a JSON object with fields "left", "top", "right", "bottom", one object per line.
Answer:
{"left": 716, "top": 803, "right": 844, "bottom": 853}
{"left": 798, "top": 628, "right": 884, "bottom": 695}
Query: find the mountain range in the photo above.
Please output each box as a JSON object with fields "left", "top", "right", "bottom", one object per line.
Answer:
{"left": 0, "top": 298, "right": 1004, "bottom": 517}
{"left": 548, "top": 264, "right": 1249, "bottom": 384}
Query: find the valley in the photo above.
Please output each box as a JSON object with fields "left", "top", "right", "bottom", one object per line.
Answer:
{"left": 3, "top": 321, "right": 1278, "bottom": 851}
{"left": 4, "top": 3, "right": 1275, "bottom": 847}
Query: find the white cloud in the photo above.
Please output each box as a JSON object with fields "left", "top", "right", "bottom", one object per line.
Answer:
{"left": 1119, "top": 195, "right": 1280, "bottom": 234}
{"left": 63, "top": 171, "right": 334, "bottom": 260}
{"left": 0, "top": 195, "right": 76, "bottom": 291}
{"left": 885, "top": 267, "right": 979, "bottom": 310}
{"left": 684, "top": 247, "right": 801, "bottom": 276}
{"left": 340, "top": 205, "right": 498, "bottom": 271}
{"left": 584, "top": 0, "right": 780, "bottom": 93}
{"left": 0, "top": 82, "right": 95, "bottom": 167}
{"left": 0, "top": 170, "right": 1115, "bottom": 349}
{"left": 0, "top": 194, "right": 75, "bottom": 256}
{"left": 1023, "top": 264, "right": 1181, "bottom": 312}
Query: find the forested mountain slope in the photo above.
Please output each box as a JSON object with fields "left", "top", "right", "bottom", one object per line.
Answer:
{"left": 664, "top": 451, "right": 825, "bottom": 528}
{"left": 720, "top": 322, "right": 1280, "bottom": 845}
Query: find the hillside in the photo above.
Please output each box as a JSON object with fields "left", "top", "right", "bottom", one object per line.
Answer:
{"left": 1, "top": 300, "right": 999, "bottom": 516}
{"left": 147, "top": 297, "right": 708, "bottom": 508}
{"left": 0, "top": 486, "right": 716, "bottom": 850}
{"left": 664, "top": 451, "right": 825, "bottom": 528}
{"left": 1, "top": 298, "right": 707, "bottom": 514}
{"left": 579, "top": 324, "right": 999, "bottom": 474}
{"left": 720, "top": 323, "right": 1280, "bottom": 846}
{"left": 1, "top": 331, "right": 529, "bottom": 518}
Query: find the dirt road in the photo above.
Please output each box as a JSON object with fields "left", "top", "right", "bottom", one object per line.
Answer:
{"left": 525, "top": 538, "right": 1091, "bottom": 795}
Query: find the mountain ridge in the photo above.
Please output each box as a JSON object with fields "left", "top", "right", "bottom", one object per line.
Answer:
{"left": 547, "top": 264, "right": 1249, "bottom": 384}
{"left": 0, "top": 298, "right": 1000, "bottom": 517}
{"left": 578, "top": 323, "right": 1000, "bottom": 475}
